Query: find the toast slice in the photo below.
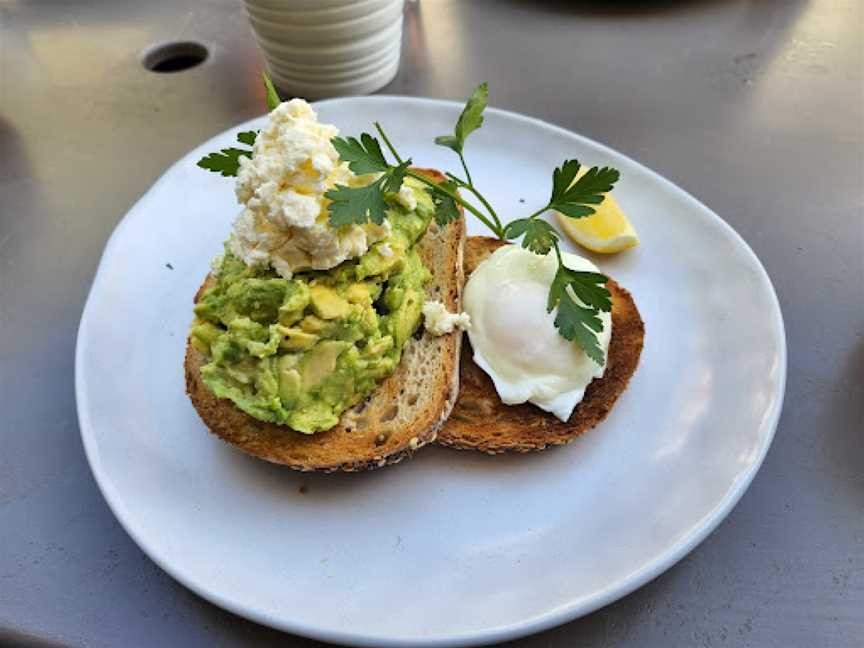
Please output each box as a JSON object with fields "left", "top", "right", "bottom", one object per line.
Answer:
{"left": 437, "top": 236, "right": 644, "bottom": 453}
{"left": 185, "top": 168, "right": 465, "bottom": 472}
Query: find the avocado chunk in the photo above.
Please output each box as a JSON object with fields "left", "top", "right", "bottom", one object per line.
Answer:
{"left": 278, "top": 369, "right": 301, "bottom": 405}
{"left": 299, "top": 314, "right": 334, "bottom": 336}
{"left": 357, "top": 243, "right": 404, "bottom": 280}
{"left": 225, "top": 278, "right": 293, "bottom": 324}
{"left": 211, "top": 332, "right": 243, "bottom": 365}
{"left": 254, "top": 357, "right": 280, "bottom": 400}
{"left": 279, "top": 327, "right": 318, "bottom": 351}
{"left": 277, "top": 282, "right": 311, "bottom": 326}
{"left": 382, "top": 285, "right": 405, "bottom": 312}
{"left": 190, "top": 321, "right": 223, "bottom": 354}
{"left": 363, "top": 335, "right": 394, "bottom": 358}
{"left": 288, "top": 401, "right": 339, "bottom": 435}
{"left": 277, "top": 355, "right": 302, "bottom": 405}
{"left": 361, "top": 303, "right": 379, "bottom": 332}
{"left": 345, "top": 282, "right": 370, "bottom": 304}
{"left": 310, "top": 285, "right": 349, "bottom": 320}
{"left": 226, "top": 357, "right": 258, "bottom": 385}
{"left": 224, "top": 317, "right": 281, "bottom": 358}
{"left": 390, "top": 288, "right": 424, "bottom": 348}
{"left": 299, "top": 340, "right": 349, "bottom": 388}
{"left": 277, "top": 353, "right": 299, "bottom": 371}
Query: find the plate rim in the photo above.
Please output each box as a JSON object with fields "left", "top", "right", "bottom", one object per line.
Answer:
{"left": 76, "top": 95, "right": 787, "bottom": 647}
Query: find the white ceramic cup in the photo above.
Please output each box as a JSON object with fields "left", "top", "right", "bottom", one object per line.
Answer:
{"left": 245, "top": 0, "right": 396, "bottom": 27}
{"left": 267, "top": 39, "right": 401, "bottom": 80}
{"left": 243, "top": 0, "right": 405, "bottom": 99}
{"left": 268, "top": 53, "right": 401, "bottom": 99}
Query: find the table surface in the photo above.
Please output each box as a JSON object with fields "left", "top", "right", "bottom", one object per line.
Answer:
{"left": 1, "top": 0, "right": 862, "bottom": 646}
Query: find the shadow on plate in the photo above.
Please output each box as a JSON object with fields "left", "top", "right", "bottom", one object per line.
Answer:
{"left": 214, "top": 431, "right": 588, "bottom": 500}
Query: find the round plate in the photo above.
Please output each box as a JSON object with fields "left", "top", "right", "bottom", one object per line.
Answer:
{"left": 76, "top": 97, "right": 786, "bottom": 646}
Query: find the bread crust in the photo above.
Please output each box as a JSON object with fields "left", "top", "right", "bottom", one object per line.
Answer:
{"left": 436, "top": 236, "right": 645, "bottom": 453}
{"left": 185, "top": 169, "right": 465, "bottom": 472}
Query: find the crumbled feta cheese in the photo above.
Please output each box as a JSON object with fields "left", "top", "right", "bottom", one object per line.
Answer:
{"left": 396, "top": 184, "right": 417, "bottom": 211}
{"left": 229, "top": 99, "right": 389, "bottom": 278}
{"left": 422, "top": 300, "right": 471, "bottom": 336}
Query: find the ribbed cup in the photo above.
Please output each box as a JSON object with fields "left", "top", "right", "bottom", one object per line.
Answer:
{"left": 243, "top": 0, "right": 405, "bottom": 98}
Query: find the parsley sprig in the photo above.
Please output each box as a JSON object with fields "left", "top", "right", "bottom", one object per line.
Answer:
{"left": 324, "top": 134, "right": 410, "bottom": 226}
{"left": 546, "top": 246, "right": 612, "bottom": 364}
{"left": 195, "top": 76, "right": 620, "bottom": 363}
{"left": 196, "top": 72, "right": 277, "bottom": 176}
{"left": 196, "top": 130, "right": 257, "bottom": 176}
{"left": 262, "top": 72, "right": 281, "bottom": 112}
{"left": 326, "top": 85, "right": 619, "bottom": 363}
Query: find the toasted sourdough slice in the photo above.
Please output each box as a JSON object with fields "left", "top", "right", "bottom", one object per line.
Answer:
{"left": 185, "top": 168, "right": 465, "bottom": 472}
{"left": 437, "top": 236, "right": 645, "bottom": 454}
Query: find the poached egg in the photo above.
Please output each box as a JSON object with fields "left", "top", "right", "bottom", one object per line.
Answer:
{"left": 463, "top": 244, "right": 612, "bottom": 421}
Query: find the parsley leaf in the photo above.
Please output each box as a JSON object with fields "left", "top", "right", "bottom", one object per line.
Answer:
{"left": 503, "top": 218, "right": 529, "bottom": 239}
{"left": 547, "top": 265, "right": 611, "bottom": 365}
{"left": 504, "top": 218, "right": 559, "bottom": 255}
{"left": 554, "top": 295, "right": 607, "bottom": 365}
{"left": 551, "top": 159, "right": 582, "bottom": 204}
{"left": 326, "top": 133, "right": 411, "bottom": 226}
{"left": 382, "top": 159, "right": 410, "bottom": 193}
{"left": 435, "top": 82, "right": 488, "bottom": 154}
{"left": 325, "top": 161, "right": 410, "bottom": 228}
{"left": 332, "top": 133, "right": 391, "bottom": 175}
{"left": 547, "top": 266, "right": 611, "bottom": 313}
{"left": 196, "top": 147, "right": 252, "bottom": 177}
{"left": 566, "top": 272, "right": 612, "bottom": 314}
{"left": 431, "top": 180, "right": 461, "bottom": 226}
{"left": 236, "top": 131, "right": 257, "bottom": 146}
{"left": 196, "top": 130, "right": 261, "bottom": 177}
{"left": 550, "top": 160, "right": 620, "bottom": 219}
{"left": 262, "top": 72, "right": 281, "bottom": 111}
{"left": 325, "top": 180, "right": 387, "bottom": 227}
{"left": 197, "top": 79, "right": 274, "bottom": 177}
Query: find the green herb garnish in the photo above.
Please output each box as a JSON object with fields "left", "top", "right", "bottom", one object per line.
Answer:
{"left": 196, "top": 74, "right": 277, "bottom": 176}
{"left": 196, "top": 138, "right": 254, "bottom": 177}
{"left": 323, "top": 134, "right": 411, "bottom": 225}
{"left": 328, "top": 84, "right": 619, "bottom": 362}
{"left": 547, "top": 260, "right": 612, "bottom": 365}
{"left": 262, "top": 72, "right": 281, "bottom": 112}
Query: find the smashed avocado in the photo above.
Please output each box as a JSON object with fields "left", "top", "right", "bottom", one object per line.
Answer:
{"left": 190, "top": 180, "right": 434, "bottom": 433}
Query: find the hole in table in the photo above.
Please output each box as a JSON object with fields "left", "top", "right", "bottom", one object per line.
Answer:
{"left": 141, "top": 41, "right": 208, "bottom": 73}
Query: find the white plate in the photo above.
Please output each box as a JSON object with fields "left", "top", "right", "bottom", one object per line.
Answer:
{"left": 76, "top": 97, "right": 786, "bottom": 646}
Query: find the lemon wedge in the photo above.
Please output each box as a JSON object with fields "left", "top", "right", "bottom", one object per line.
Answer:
{"left": 555, "top": 174, "right": 639, "bottom": 254}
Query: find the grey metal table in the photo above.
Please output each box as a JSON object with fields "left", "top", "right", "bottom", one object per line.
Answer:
{"left": 1, "top": 1, "right": 861, "bottom": 646}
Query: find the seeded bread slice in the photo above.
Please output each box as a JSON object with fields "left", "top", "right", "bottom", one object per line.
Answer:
{"left": 185, "top": 168, "right": 465, "bottom": 472}
{"left": 437, "top": 236, "right": 644, "bottom": 454}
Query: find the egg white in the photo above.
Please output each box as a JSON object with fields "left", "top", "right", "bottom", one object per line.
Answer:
{"left": 463, "top": 244, "right": 612, "bottom": 421}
